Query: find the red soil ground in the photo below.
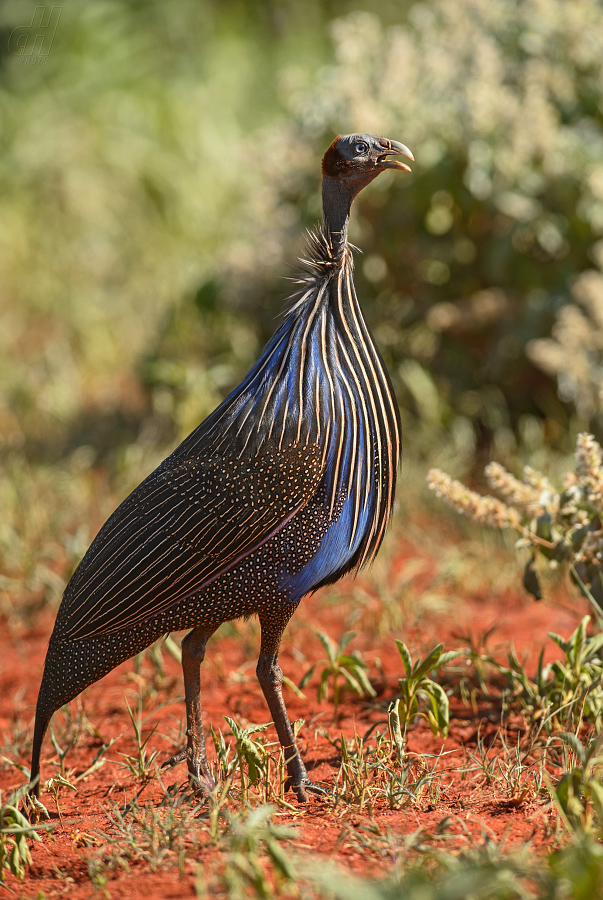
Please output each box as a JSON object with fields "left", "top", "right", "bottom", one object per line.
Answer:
{"left": 0, "top": 536, "right": 584, "bottom": 898}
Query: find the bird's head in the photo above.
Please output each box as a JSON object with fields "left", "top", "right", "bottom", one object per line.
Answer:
{"left": 322, "top": 133, "right": 413, "bottom": 188}
{"left": 321, "top": 134, "right": 413, "bottom": 248}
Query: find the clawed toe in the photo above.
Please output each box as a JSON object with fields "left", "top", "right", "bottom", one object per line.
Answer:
{"left": 305, "top": 780, "right": 327, "bottom": 796}
{"left": 162, "top": 748, "right": 188, "bottom": 769}
{"left": 289, "top": 778, "right": 327, "bottom": 803}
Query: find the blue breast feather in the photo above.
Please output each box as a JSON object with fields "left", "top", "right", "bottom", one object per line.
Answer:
{"left": 182, "top": 269, "right": 384, "bottom": 603}
{"left": 283, "top": 489, "right": 373, "bottom": 599}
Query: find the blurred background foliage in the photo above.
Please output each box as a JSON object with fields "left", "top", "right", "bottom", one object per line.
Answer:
{"left": 1, "top": 0, "right": 603, "bottom": 611}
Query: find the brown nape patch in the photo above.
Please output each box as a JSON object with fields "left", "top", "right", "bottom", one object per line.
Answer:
{"left": 321, "top": 137, "right": 344, "bottom": 178}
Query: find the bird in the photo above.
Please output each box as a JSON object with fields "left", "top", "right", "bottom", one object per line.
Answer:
{"left": 29, "top": 133, "right": 413, "bottom": 803}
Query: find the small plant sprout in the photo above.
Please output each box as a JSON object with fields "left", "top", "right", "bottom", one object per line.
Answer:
{"left": 223, "top": 717, "right": 273, "bottom": 800}
{"left": 118, "top": 693, "right": 160, "bottom": 782}
{"left": 336, "top": 734, "right": 374, "bottom": 811}
{"left": 75, "top": 735, "right": 121, "bottom": 784}
{"left": 216, "top": 718, "right": 292, "bottom": 806}
{"left": 322, "top": 727, "right": 442, "bottom": 812}
{"left": 300, "top": 631, "right": 376, "bottom": 720}
{"left": 389, "top": 641, "right": 459, "bottom": 756}
{"left": 427, "top": 433, "right": 603, "bottom": 613}
{"left": 0, "top": 786, "right": 46, "bottom": 882}
{"left": 215, "top": 804, "right": 298, "bottom": 899}
{"left": 90, "top": 782, "right": 207, "bottom": 876}
{"left": 551, "top": 733, "right": 603, "bottom": 835}
{"left": 472, "top": 616, "right": 603, "bottom": 733}
{"left": 45, "top": 774, "right": 77, "bottom": 825}
{"left": 49, "top": 726, "right": 78, "bottom": 779}
{"left": 546, "top": 617, "right": 603, "bottom": 730}
{"left": 210, "top": 725, "right": 238, "bottom": 783}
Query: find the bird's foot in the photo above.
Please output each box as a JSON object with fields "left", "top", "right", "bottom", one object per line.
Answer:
{"left": 162, "top": 748, "right": 215, "bottom": 799}
{"left": 288, "top": 777, "right": 327, "bottom": 803}
{"left": 187, "top": 771, "right": 216, "bottom": 799}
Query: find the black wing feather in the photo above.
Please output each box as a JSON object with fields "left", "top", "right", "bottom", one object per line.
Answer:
{"left": 61, "top": 442, "right": 322, "bottom": 640}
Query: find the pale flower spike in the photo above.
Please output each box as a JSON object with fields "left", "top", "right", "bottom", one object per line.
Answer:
{"left": 426, "top": 469, "right": 521, "bottom": 530}
{"left": 427, "top": 433, "right": 603, "bottom": 605}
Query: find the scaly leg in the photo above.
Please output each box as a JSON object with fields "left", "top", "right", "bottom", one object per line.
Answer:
{"left": 163, "top": 626, "right": 216, "bottom": 794}
{"left": 256, "top": 608, "right": 324, "bottom": 802}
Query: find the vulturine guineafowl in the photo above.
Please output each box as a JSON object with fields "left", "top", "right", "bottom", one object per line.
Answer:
{"left": 30, "top": 133, "right": 413, "bottom": 802}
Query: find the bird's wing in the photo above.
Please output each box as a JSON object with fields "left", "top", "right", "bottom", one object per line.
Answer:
{"left": 60, "top": 442, "right": 323, "bottom": 640}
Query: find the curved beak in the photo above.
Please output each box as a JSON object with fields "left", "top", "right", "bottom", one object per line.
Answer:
{"left": 380, "top": 139, "right": 414, "bottom": 172}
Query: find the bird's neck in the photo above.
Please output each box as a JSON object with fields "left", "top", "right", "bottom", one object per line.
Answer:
{"left": 321, "top": 176, "right": 354, "bottom": 258}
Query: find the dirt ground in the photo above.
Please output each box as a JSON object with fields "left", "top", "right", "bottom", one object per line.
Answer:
{"left": 0, "top": 535, "right": 583, "bottom": 898}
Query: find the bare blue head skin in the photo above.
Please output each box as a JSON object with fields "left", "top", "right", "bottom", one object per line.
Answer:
{"left": 321, "top": 132, "right": 413, "bottom": 254}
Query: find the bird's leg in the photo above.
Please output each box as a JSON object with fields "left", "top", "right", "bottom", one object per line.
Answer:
{"left": 257, "top": 611, "right": 324, "bottom": 802}
{"left": 163, "top": 626, "right": 216, "bottom": 795}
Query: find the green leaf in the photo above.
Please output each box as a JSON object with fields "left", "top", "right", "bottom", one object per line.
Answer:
{"left": 412, "top": 644, "right": 444, "bottom": 681}
{"left": 338, "top": 632, "right": 357, "bottom": 654}
{"left": 247, "top": 722, "right": 272, "bottom": 735}
{"left": 583, "top": 735, "right": 603, "bottom": 766}
{"left": 548, "top": 632, "right": 568, "bottom": 653}
{"left": 340, "top": 668, "right": 363, "bottom": 696}
{"left": 523, "top": 554, "right": 542, "bottom": 600}
{"left": 10, "top": 841, "right": 24, "bottom": 879}
{"left": 553, "top": 772, "right": 575, "bottom": 819}
{"left": 282, "top": 674, "right": 306, "bottom": 699}
{"left": 16, "top": 836, "right": 30, "bottom": 864}
{"left": 316, "top": 630, "right": 336, "bottom": 664}
{"left": 266, "top": 839, "right": 297, "bottom": 880}
{"left": 584, "top": 631, "right": 603, "bottom": 658}
{"left": 536, "top": 513, "right": 552, "bottom": 542}
{"left": 4, "top": 807, "right": 41, "bottom": 839}
{"left": 570, "top": 524, "right": 590, "bottom": 552}
{"left": 558, "top": 731, "right": 586, "bottom": 765}
{"left": 337, "top": 654, "right": 366, "bottom": 669}
{"left": 438, "top": 650, "right": 463, "bottom": 667}
{"left": 350, "top": 666, "right": 377, "bottom": 698}
{"left": 395, "top": 640, "right": 413, "bottom": 678}
{"left": 421, "top": 681, "right": 450, "bottom": 737}
{"left": 317, "top": 669, "right": 330, "bottom": 702}
{"left": 571, "top": 617, "right": 588, "bottom": 667}
{"left": 396, "top": 695, "right": 419, "bottom": 727}
{"left": 298, "top": 663, "right": 317, "bottom": 690}
{"left": 241, "top": 740, "right": 263, "bottom": 784}
{"left": 50, "top": 729, "right": 64, "bottom": 760}
{"left": 223, "top": 715, "right": 241, "bottom": 739}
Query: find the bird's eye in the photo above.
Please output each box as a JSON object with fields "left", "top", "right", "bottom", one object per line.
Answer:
{"left": 354, "top": 141, "right": 369, "bottom": 155}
